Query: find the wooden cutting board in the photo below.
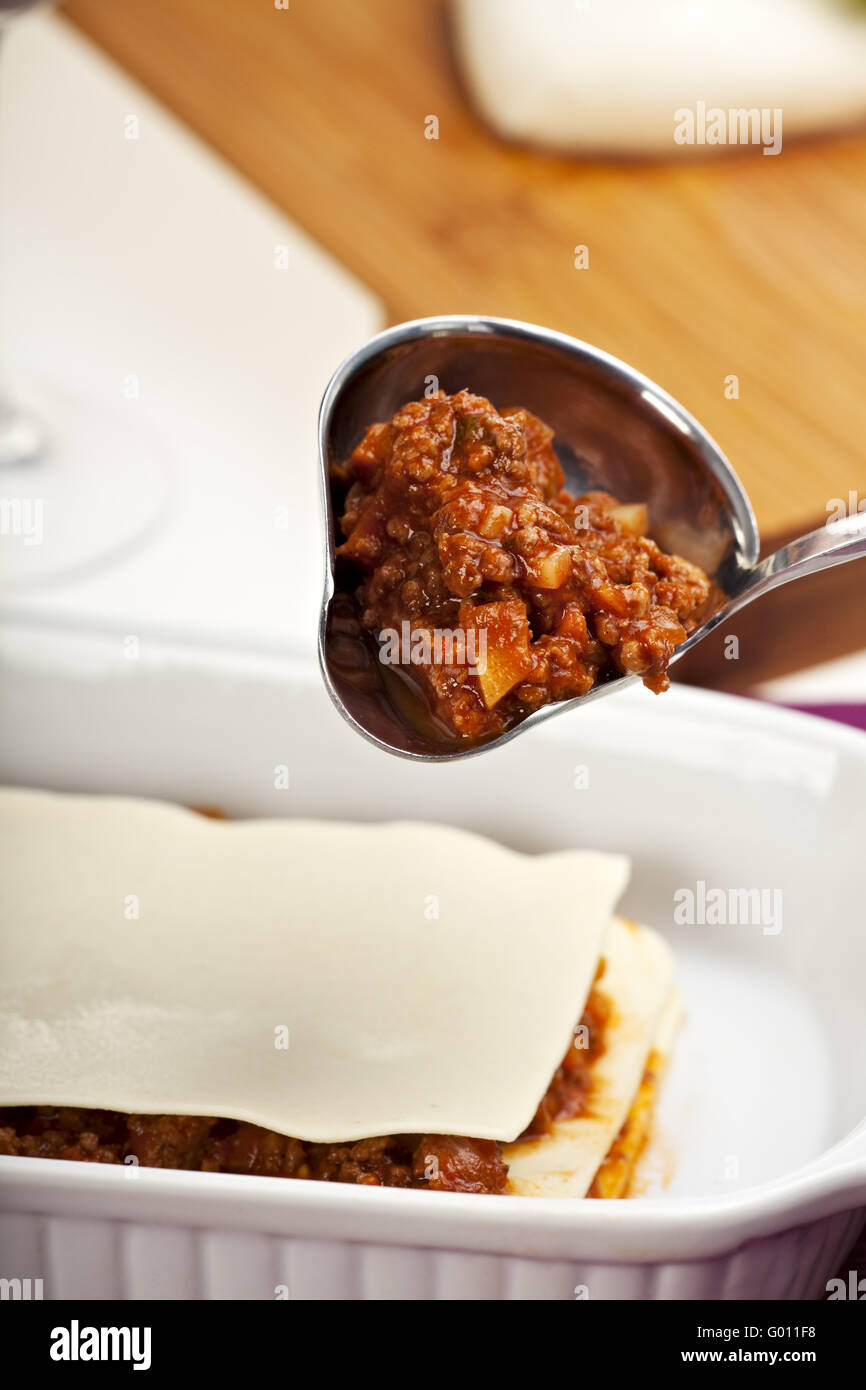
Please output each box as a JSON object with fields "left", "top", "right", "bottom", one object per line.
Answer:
{"left": 63, "top": 0, "right": 866, "bottom": 686}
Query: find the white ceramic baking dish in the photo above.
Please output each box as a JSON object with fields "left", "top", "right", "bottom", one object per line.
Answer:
{"left": 0, "top": 645, "right": 864, "bottom": 1299}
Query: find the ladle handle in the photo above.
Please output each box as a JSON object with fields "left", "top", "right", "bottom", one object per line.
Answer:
{"left": 673, "top": 509, "right": 866, "bottom": 662}
{"left": 739, "top": 509, "right": 866, "bottom": 593}
{"left": 724, "top": 509, "right": 866, "bottom": 615}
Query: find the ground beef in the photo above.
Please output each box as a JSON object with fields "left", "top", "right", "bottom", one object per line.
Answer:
{"left": 0, "top": 1111, "right": 508, "bottom": 1193}
{"left": 332, "top": 389, "right": 711, "bottom": 740}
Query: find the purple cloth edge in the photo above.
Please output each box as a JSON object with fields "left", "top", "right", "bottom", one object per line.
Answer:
{"left": 781, "top": 701, "right": 866, "bottom": 733}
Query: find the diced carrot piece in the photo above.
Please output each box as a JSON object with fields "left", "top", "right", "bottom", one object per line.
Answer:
{"left": 476, "top": 502, "right": 514, "bottom": 539}
{"left": 609, "top": 502, "right": 649, "bottom": 538}
{"left": 528, "top": 545, "right": 571, "bottom": 589}
{"left": 461, "top": 600, "right": 533, "bottom": 709}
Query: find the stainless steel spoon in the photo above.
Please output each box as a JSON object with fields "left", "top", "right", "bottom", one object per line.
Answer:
{"left": 318, "top": 315, "right": 866, "bottom": 762}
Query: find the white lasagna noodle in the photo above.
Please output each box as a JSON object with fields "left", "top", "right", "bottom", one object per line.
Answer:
{"left": 0, "top": 790, "right": 632, "bottom": 1145}
{"left": 505, "top": 915, "right": 676, "bottom": 1197}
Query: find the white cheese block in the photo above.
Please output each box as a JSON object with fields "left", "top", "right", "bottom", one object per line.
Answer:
{"left": 455, "top": 0, "right": 866, "bottom": 156}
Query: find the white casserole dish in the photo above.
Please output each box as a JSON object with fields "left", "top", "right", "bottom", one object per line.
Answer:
{"left": 0, "top": 650, "right": 864, "bottom": 1300}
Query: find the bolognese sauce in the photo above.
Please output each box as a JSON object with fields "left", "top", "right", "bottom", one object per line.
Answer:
{"left": 329, "top": 389, "right": 711, "bottom": 742}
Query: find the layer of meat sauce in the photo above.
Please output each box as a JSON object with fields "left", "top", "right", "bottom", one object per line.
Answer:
{"left": 327, "top": 389, "right": 712, "bottom": 743}
{"left": 0, "top": 970, "right": 654, "bottom": 1197}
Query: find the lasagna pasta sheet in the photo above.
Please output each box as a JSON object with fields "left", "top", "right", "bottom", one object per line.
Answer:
{"left": 504, "top": 916, "right": 676, "bottom": 1197}
{"left": 0, "top": 790, "right": 629, "bottom": 1144}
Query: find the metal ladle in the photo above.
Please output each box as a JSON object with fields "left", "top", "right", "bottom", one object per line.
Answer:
{"left": 318, "top": 316, "right": 866, "bottom": 762}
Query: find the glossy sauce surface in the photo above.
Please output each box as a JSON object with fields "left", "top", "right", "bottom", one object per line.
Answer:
{"left": 328, "top": 390, "right": 712, "bottom": 746}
